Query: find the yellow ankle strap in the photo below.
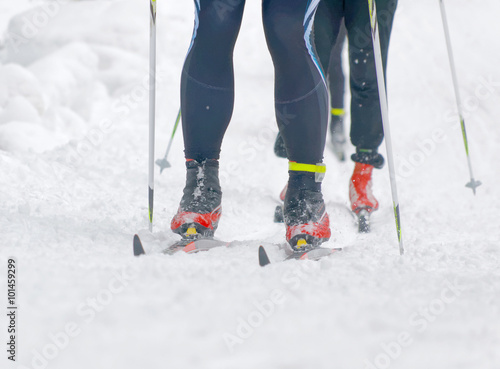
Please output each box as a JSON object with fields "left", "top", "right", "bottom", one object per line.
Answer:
{"left": 289, "top": 162, "right": 326, "bottom": 182}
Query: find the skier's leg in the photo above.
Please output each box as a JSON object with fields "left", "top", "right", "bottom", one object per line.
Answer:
{"left": 263, "top": 0, "right": 328, "bottom": 164}
{"left": 181, "top": 0, "right": 246, "bottom": 162}
{"left": 313, "top": 0, "right": 340, "bottom": 80}
{"left": 345, "top": 0, "right": 397, "bottom": 153}
{"left": 345, "top": 0, "right": 397, "bottom": 218}
{"left": 272, "top": 0, "right": 341, "bottom": 160}
{"left": 172, "top": 0, "right": 246, "bottom": 239}
{"left": 327, "top": 19, "right": 346, "bottom": 112}
{"left": 271, "top": 0, "right": 338, "bottom": 161}
{"left": 328, "top": 19, "right": 348, "bottom": 161}
{"left": 263, "top": 0, "right": 331, "bottom": 249}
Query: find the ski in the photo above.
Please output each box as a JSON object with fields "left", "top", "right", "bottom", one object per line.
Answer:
{"left": 258, "top": 244, "right": 342, "bottom": 266}
{"left": 133, "top": 234, "right": 231, "bottom": 256}
{"left": 133, "top": 234, "right": 287, "bottom": 257}
{"left": 162, "top": 238, "right": 231, "bottom": 255}
{"left": 133, "top": 234, "right": 146, "bottom": 256}
{"left": 258, "top": 245, "right": 271, "bottom": 266}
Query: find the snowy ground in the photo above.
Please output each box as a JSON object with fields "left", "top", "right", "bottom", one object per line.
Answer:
{"left": 1, "top": 1, "right": 499, "bottom": 368}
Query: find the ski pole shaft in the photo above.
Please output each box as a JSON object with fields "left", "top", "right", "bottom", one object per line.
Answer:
{"left": 438, "top": 0, "right": 481, "bottom": 194}
{"left": 148, "top": 0, "right": 157, "bottom": 232}
{"left": 164, "top": 108, "right": 181, "bottom": 159}
{"left": 367, "top": 0, "right": 404, "bottom": 255}
{"left": 156, "top": 107, "right": 181, "bottom": 173}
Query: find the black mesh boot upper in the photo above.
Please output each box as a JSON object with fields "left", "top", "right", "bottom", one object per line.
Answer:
{"left": 284, "top": 172, "right": 325, "bottom": 226}
{"left": 179, "top": 159, "right": 222, "bottom": 213}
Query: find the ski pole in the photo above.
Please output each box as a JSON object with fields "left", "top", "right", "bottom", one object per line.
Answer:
{"left": 148, "top": 0, "right": 157, "bottom": 232}
{"left": 156, "top": 107, "right": 181, "bottom": 173}
{"left": 367, "top": 0, "right": 404, "bottom": 255}
{"left": 438, "top": 0, "right": 481, "bottom": 195}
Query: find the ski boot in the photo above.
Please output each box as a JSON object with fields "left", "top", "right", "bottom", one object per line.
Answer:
{"left": 273, "top": 183, "right": 287, "bottom": 223}
{"left": 330, "top": 109, "right": 346, "bottom": 162}
{"left": 349, "top": 149, "right": 384, "bottom": 233}
{"left": 284, "top": 163, "right": 331, "bottom": 252}
{"left": 171, "top": 159, "right": 222, "bottom": 240}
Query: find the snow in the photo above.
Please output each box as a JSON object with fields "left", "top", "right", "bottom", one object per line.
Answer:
{"left": 1, "top": 1, "right": 499, "bottom": 368}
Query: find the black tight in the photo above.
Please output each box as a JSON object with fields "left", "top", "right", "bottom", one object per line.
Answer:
{"left": 314, "top": 0, "right": 398, "bottom": 150}
{"left": 181, "top": 0, "right": 328, "bottom": 164}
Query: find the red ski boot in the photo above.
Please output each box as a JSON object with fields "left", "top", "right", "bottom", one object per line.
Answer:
{"left": 349, "top": 162, "right": 379, "bottom": 213}
{"left": 349, "top": 162, "right": 379, "bottom": 233}
{"left": 171, "top": 159, "right": 222, "bottom": 239}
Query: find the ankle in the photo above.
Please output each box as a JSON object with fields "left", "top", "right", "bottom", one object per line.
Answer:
{"left": 351, "top": 148, "right": 384, "bottom": 169}
{"left": 186, "top": 158, "right": 219, "bottom": 168}
{"left": 288, "top": 171, "right": 321, "bottom": 192}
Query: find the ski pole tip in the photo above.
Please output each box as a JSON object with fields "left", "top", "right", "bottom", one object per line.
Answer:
{"left": 155, "top": 158, "right": 171, "bottom": 174}
{"left": 466, "top": 179, "right": 482, "bottom": 195}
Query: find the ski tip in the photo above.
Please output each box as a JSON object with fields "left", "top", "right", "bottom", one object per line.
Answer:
{"left": 258, "top": 246, "right": 271, "bottom": 267}
{"left": 133, "top": 234, "right": 146, "bottom": 256}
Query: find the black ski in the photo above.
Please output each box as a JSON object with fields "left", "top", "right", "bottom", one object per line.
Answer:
{"left": 133, "top": 234, "right": 146, "bottom": 256}
{"left": 258, "top": 246, "right": 271, "bottom": 266}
